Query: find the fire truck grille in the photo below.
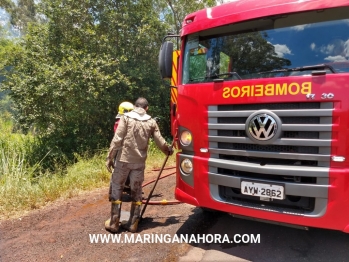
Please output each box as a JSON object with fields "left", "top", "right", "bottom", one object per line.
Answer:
{"left": 207, "top": 102, "right": 333, "bottom": 216}
{"left": 208, "top": 102, "right": 333, "bottom": 167}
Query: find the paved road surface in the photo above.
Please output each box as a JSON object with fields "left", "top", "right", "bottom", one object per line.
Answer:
{"left": 179, "top": 212, "right": 349, "bottom": 262}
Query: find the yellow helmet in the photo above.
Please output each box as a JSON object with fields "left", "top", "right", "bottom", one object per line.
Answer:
{"left": 116, "top": 101, "right": 134, "bottom": 118}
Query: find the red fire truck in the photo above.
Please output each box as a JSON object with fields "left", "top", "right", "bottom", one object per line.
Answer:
{"left": 159, "top": 0, "right": 349, "bottom": 232}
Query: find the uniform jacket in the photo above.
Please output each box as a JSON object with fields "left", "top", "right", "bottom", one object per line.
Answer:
{"left": 107, "top": 107, "right": 169, "bottom": 163}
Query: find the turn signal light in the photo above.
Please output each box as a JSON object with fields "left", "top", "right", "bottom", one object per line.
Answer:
{"left": 180, "top": 130, "right": 192, "bottom": 146}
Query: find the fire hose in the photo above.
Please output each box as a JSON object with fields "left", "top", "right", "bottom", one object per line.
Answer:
{"left": 141, "top": 169, "right": 182, "bottom": 205}
{"left": 140, "top": 135, "right": 181, "bottom": 221}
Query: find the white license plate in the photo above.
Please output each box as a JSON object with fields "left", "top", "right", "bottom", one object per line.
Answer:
{"left": 241, "top": 181, "right": 285, "bottom": 200}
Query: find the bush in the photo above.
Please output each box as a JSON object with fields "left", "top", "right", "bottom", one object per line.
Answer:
{"left": 0, "top": 115, "right": 175, "bottom": 219}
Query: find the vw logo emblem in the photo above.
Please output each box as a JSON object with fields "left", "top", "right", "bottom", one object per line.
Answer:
{"left": 248, "top": 114, "right": 277, "bottom": 140}
{"left": 245, "top": 110, "right": 281, "bottom": 143}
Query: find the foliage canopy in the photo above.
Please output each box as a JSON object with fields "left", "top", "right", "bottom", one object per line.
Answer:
{"left": 0, "top": 0, "right": 217, "bottom": 168}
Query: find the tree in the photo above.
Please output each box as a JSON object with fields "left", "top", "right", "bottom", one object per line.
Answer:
{"left": 156, "top": 0, "right": 216, "bottom": 35}
{"left": 0, "top": 0, "right": 172, "bottom": 167}
{"left": 2, "top": 24, "right": 122, "bottom": 164}
{"left": 0, "top": 26, "right": 19, "bottom": 115}
{"left": 0, "top": 0, "right": 38, "bottom": 35}
{"left": 1, "top": 0, "right": 221, "bottom": 168}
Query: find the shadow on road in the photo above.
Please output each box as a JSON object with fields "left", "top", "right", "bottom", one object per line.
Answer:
{"left": 176, "top": 209, "right": 349, "bottom": 262}
{"left": 138, "top": 216, "right": 181, "bottom": 232}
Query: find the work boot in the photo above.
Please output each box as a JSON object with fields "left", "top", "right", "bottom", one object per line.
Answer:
{"left": 105, "top": 200, "right": 122, "bottom": 233}
{"left": 121, "top": 201, "right": 142, "bottom": 233}
{"left": 120, "top": 201, "right": 135, "bottom": 229}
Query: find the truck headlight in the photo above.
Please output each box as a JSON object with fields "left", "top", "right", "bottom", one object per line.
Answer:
{"left": 180, "top": 158, "right": 193, "bottom": 174}
{"left": 180, "top": 130, "right": 192, "bottom": 146}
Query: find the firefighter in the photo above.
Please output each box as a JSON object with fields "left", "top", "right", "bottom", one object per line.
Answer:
{"left": 108, "top": 101, "right": 134, "bottom": 200}
{"left": 113, "top": 101, "right": 134, "bottom": 132}
{"left": 112, "top": 101, "right": 134, "bottom": 195}
{"left": 105, "top": 97, "right": 173, "bottom": 233}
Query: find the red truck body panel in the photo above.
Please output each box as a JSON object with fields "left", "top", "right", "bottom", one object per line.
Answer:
{"left": 172, "top": 0, "right": 349, "bottom": 232}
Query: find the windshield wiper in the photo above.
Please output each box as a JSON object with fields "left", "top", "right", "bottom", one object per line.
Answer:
{"left": 258, "top": 64, "right": 336, "bottom": 75}
{"left": 189, "top": 72, "right": 242, "bottom": 83}
{"left": 188, "top": 77, "right": 206, "bottom": 82}
{"left": 206, "top": 72, "right": 242, "bottom": 81}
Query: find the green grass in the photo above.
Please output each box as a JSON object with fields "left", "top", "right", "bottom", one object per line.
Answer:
{"left": 0, "top": 153, "right": 111, "bottom": 219}
{"left": 146, "top": 139, "right": 176, "bottom": 170}
{"left": 0, "top": 116, "right": 176, "bottom": 219}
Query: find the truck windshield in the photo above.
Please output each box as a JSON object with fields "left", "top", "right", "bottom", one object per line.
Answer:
{"left": 182, "top": 7, "right": 349, "bottom": 84}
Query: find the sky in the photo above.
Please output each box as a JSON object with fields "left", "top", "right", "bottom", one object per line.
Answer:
{"left": 267, "top": 19, "right": 349, "bottom": 70}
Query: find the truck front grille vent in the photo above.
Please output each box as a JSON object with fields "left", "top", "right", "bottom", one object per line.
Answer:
{"left": 217, "top": 168, "right": 317, "bottom": 184}
{"left": 218, "top": 155, "right": 318, "bottom": 167}
{"left": 218, "top": 142, "right": 319, "bottom": 154}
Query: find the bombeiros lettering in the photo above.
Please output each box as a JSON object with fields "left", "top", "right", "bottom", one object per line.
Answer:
{"left": 222, "top": 82, "right": 312, "bottom": 98}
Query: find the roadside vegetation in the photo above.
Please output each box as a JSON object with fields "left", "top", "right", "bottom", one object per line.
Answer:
{"left": 0, "top": 115, "right": 175, "bottom": 219}
{"left": 0, "top": 0, "right": 213, "bottom": 219}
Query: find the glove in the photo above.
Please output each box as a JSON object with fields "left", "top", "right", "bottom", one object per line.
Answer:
{"left": 168, "top": 145, "right": 174, "bottom": 156}
{"left": 105, "top": 158, "right": 115, "bottom": 173}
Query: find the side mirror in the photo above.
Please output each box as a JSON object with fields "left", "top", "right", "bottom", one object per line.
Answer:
{"left": 159, "top": 41, "right": 173, "bottom": 79}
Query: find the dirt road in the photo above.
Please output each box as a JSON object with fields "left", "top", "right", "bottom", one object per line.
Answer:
{"left": 0, "top": 168, "right": 216, "bottom": 262}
